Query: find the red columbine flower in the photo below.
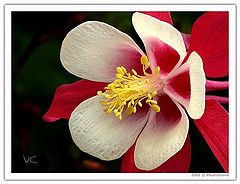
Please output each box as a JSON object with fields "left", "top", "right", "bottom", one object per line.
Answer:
{"left": 43, "top": 12, "right": 229, "bottom": 172}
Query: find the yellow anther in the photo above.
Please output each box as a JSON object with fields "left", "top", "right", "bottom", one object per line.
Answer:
{"left": 140, "top": 55, "right": 149, "bottom": 65}
{"left": 154, "top": 66, "right": 160, "bottom": 75}
{"left": 114, "top": 84, "right": 121, "bottom": 87}
{"left": 106, "top": 108, "right": 112, "bottom": 113}
{"left": 146, "top": 99, "right": 151, "bottom": 104}
{"left": 97, "top": 91, "right": 103, "bottom": 95}
{"left": 151, "top": 104, "right": 161, "bottom": 112}
{"left": 116, "top": 67, "right": 122, "bottom": 74}
{"left": 126, "top": 106, "right": 134, "bottom": 116}
{"left": 151, "top": 91, "right": 157, "bottom": 97}
{"left": 121, "top": 66, "right": 127, "bottom": 74}
{"left": 131, "top": 99, "right": 135, "bottom": 105}
{"left": 99, "top": 100, "right": 107, "bottom": 106}
{"left": 103, "top": 94, "right": 109, "bottom": 98}
{"left": 132, "top": 69, "right": 138, "bottom": 75}
{"left": 148, "top": 93, "right": 152, "bottom": 99}
{"left": 133, "top": 106, "right": 137, "bottom": 113}
{"left": 150, "top": 100, "right": 157, "bottom": 105}
{"left": 138, "top": 101, "right": 142, "bottom": 107}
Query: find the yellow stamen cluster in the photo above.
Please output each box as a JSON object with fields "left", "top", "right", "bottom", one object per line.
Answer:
{"left": 97, "top": 55, "right": 161, "bottom": 120}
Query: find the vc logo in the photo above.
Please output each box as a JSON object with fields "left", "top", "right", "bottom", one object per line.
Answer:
{"left": 23, "top": 154, "right": 38, "bottom": 164}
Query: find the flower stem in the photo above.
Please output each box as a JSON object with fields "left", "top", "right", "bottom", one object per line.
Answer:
{"left": 206, "top": 95, "right": 229, "bottom": 104}
{"left": 206, "top": 80, "right": 229, "bottom": 92}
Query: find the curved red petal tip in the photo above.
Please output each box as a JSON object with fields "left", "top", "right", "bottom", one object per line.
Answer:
{"left": 141, "top": 11, "right": 173, "bottom": 25}
{"left": 194, "top": 100, "right": 229, "bottom": 172}
{"left": 121, "top": 135, "right": 191, "bottom": 173}
{"left": 188, "top": 12, "right": 229, "bottom": 78}
{"left": 43, "top": 80, "right": 108, "bottom": 122}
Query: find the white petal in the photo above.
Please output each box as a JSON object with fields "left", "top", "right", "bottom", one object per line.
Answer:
{"left": 69, "top": 95, "right": 150, "bottom": 160}
{"left": 60, "top": 21, "right": 144, "bottom": 82}
{"left": 188, "top": 51, "right": 206, "bottom": 119}
{"left": 134, "top": 102, "right": 189, "bottom": 170}
{"left": 132, "top": 12, "right": 186, "bottom": 71}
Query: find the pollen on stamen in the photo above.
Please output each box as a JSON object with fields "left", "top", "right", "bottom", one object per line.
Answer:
{"left": 151, "top": 104, "right": 161, "bottom": 112}
{"left": 116, "top": 67, "right": 124, "bottom": 75}
{"left": 121, "top": 66, "right": 127, "bottom": 74}
{"left": 154, "top": 66, "right": 160, "bottom": 75}
{"left": 131, "top": 69, "right": 138, "bottom": 75}
{"left": 151, "top": 91, "right": 157, "bottom": 97}
{"left": 140, "top": 55, "right": 149, "bottom": 65}
{"left": 150, "top": 100, "right": 158, "bottom": 105}
{"left": 97, "top": 91, "right": 103, "bottom": 95}
{"left": 125, "top": 107, "right": 132, "bottom": 116}
{"left": 97, "top": 55, "right": 162, "bottom": 120}
{"left": 138, "top": 101, "right": 142, "bottom": 107}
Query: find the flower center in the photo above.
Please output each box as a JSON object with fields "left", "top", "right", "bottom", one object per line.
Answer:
{"left": 97, "top": 55, "right": 163, "bottom": 120}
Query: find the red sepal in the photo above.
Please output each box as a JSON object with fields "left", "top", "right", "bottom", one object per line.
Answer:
{"left": 194, "top": 100, "right": 229, "bottom": 172}
{"left": 188, "top": 12, "right": 229, "bottom": 77}
{"left": 43, "top": 80, "right": 107, "bottom": 122}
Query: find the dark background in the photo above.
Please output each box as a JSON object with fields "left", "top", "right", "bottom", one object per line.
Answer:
{"left": 11, "top": 12, "right": 225, "bottom": 173}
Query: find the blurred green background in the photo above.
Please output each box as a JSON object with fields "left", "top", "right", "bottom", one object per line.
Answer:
{"left": 12, "top": 12, "right": 225, "bottom": 173}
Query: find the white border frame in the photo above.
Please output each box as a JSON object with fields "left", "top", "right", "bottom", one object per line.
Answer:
{"left": 3, "top": 3, "right": 237, "bottom": 181}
